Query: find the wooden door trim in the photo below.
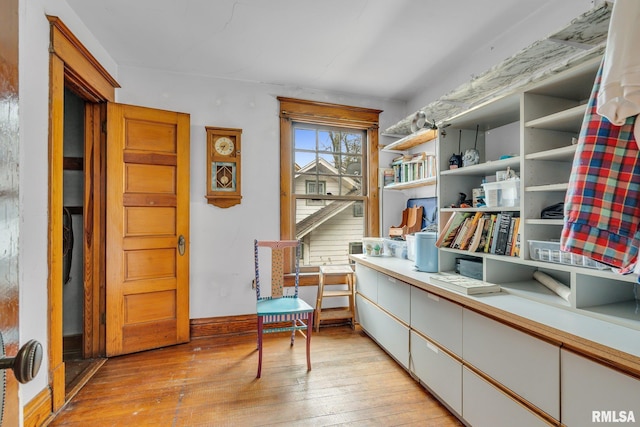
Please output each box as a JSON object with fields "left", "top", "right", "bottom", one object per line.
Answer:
{"left": 48, "top": 15, "right": 118, "bottom": 412}
{"left": 47, "top": 16, "right": 120, "bottom": 102}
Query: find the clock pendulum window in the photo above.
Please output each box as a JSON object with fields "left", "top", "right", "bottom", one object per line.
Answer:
{"left": 205, "top": 127, "right": 242, "bottom": 208}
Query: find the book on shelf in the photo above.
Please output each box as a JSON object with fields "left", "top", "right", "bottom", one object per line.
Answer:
{"left": 450, "top": 217, "right": 471, "bottom": 249}
{"left": 493, "top": 212, "right": 514, "bottom": 255}
{"left": 471, "top": 214, "right": 492, "bottom": 252}
{"left": 429, "top": 273, "right": 501, "bottom": 295}
{"left": 505, "top": 216, "right": 517, "bottom": 255}
{"left": 389, "top": 152, "right": 436, "bottom": 184}
{"left": 510, "top": 217, "right": 522, "bottom": 256}
{"left": 489, "top": 213, "right": 503, "bottom": 254}
{"left": 483, "top": 213, "right": 497, "bottom": 253}
{"left": 435, "top": 212, "right": 472, "bottom": 248}
{"left": 458, "top": 212, "right": 484, "bottom": 251}
{"left": 380, "top": 168, "right": 395, "bottom": 187}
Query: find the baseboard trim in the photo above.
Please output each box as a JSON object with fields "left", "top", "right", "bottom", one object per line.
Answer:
{"left": 190, "top": 313, "right": 352, "bottom": 339}
{"left": 190, "top": 314, "right": 257, "bottom": 338}
{"left": 23, "top": 387, "right": 53, "bottom": 427}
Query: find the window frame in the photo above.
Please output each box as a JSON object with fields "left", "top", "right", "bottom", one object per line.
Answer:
{"left": 278, "top": 97, "right": 381, "bottom": 278}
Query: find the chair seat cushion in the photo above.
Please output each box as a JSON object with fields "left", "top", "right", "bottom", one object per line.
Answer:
{"left": 257, "top": 296, "right": 313, "bottom": 316}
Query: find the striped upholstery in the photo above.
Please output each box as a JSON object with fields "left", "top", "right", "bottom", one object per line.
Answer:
{"left": 254, "top": 239, "right": 313, "bottom": 378}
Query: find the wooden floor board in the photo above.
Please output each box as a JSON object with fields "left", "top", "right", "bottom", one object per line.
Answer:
{"left": 49, "top": 326, "right": 462, "bottom": 426}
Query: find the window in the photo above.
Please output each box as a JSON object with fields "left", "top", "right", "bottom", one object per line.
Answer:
{"left": 305, "top": 180, "right": 326, "bottom": 206}
{"left": 279, "top": 97, "right": 381, "bottom": 271}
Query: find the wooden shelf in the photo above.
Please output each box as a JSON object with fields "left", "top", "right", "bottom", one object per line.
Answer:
{"left": 381, "top": 128, "right": 437, "bottom": 152}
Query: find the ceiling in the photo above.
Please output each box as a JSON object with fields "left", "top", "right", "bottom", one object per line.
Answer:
{"left": 66, "top": 0, "right": 594, "bottom": 103}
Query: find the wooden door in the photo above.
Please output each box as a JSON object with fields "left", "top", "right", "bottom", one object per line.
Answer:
{"left": 106, "top": 103, "right": 190, "bottom": 356}
{"left": 0, "top": 0, "right": 20, "bottom": 423}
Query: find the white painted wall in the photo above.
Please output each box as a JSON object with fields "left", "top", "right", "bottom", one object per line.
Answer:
{"left": 18, "top": 0, "right": 119, "bottom": 408}
{"left": 406, "top": 0, "right": 597, "bottom": 114}
{"left": 114, "top": 65, "right": 405, "bottom": 319}
{"left": 16, "top": 0, "right": 598, "bottom": 412}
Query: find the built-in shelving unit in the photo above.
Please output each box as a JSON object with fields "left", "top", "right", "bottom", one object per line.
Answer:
{"left": 359, "top": 6, "right": 640, "bottom": 426}
{"left": 432, "top": 54, "right": 640, "bottom": 334}
{"left": 381, "top": 128, "right": 437, "bottom": 191}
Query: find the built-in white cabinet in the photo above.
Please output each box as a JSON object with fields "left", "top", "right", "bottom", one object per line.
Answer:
{"left": 377, "top": 274, "right": 410, "bottom": 324}
{"left": 355, "top": 294, "right": 409, "bottom": 368}
{"left": 352, "top": 254, "right": 640, "bottom": 427}
{"left": 462, "top": 367, "right": 554, "bottom": 427}
{"left": 355, "top": 264, "right": 410, "bottom": 369}
{"left": 410, "top": 287, "right": 462, "bottom": 356}
{"left": 410, "top": 331, "right": 462, "bottom": 416}
{"left": 355, "top": 263, "right": 377, "bottom": 302}
{"left": 561, "top": 350, "right": 640, "bottom": 426}
{"left": 463, "top": 309, "right": 560, "bottom": 420}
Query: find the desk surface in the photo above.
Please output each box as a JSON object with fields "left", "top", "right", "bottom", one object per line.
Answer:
{"left": 350, "top": 254, "right": 640, "bottom": 378}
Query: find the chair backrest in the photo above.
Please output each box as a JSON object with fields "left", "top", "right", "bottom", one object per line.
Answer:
{"left": 254, "top": 240, "right": 300, "bottom": 300}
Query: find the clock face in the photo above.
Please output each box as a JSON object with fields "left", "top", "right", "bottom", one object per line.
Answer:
{"left": 214, "top": 136, "right": 235, "bottom": 156}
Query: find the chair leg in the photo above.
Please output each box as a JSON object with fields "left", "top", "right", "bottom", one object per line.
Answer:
{"left": 257, "top": 316, "right": 264, "bottom": 378}
{"left": 290, "top": 320, "right": 295, "bottom": 346}
{"left": 306, "top": 312, "right": 312, "bottom": 372}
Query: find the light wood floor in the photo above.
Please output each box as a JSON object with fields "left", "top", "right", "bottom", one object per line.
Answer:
{"left": 49, "top": 326, "right": 463, "bottom": 426}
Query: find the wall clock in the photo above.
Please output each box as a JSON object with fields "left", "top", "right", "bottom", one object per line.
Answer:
{"left": 205, "top": 126, "right": 242, "bottom": 208}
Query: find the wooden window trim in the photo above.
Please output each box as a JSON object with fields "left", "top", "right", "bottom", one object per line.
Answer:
{"left": 278, "top": 97, "right": 381, "bottom": 279}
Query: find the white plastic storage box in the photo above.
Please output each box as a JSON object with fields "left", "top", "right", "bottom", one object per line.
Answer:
{"left": 384, "top": 238, "right": 407, "bottom": 259}
{"left": 406, "top": 234, "right": 416, "bottom": 261}
{"left": 528, "top": 240, "right": 609, "bottom": 270}
{"left": 362, "top": 237, "right": 385, "bottom": 257}
{"left": 482, "top": 178, "right": 520, "bottom": 208}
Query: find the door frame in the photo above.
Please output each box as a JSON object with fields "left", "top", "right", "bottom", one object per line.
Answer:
{"left": 47, "top": 16, "right": 119, "bottom": 411}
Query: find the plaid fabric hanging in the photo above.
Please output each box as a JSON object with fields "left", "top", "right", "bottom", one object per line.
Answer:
{"left": 561, "top": 59, "right": 640, "bottom": 274}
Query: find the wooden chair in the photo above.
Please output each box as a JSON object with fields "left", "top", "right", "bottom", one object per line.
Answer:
{"left": 254, "top": 239, "right": 313, "bottom": 378}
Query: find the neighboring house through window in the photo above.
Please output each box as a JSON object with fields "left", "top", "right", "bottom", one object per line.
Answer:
{"left": 279, "top": 97, "right": 381, "bottom": 271}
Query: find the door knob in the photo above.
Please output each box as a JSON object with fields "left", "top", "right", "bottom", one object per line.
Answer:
{"left": 0, "top": 339, "right": 43, "bottom": 384}
{"left": 178, "top": 235, "right": 186, "bottom": 256}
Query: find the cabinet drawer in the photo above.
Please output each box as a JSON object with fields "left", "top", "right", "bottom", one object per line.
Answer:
{"left": 356, "top": 294, "right": 409, "bottom": 368}
{"left": 411, "top": 287, "right": 462, "bottom": 356}
{"left": 463, "top": 367, "right": 554, "bottom": 427}
{"left": 463, "top": 309, "right": 560, "bottom": 419}
{"left": 410, "top": 331, "right": 462, "bottom": 416}
{"left": 377, "top": 274, "right": 410, "bottom": 324}
{"left": 561, "top": 349, "right": 640, "bottom": 426}
{"left": 355, "top": 263, "right": 378, "bottom": 302}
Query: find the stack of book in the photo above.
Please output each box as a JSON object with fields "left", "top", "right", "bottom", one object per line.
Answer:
{"left": 435, "top": 211, "right": 521, "bottom": 256}
{"left": 388, "top": 152, "right": 436, "bottom": 185}
{"left": 429, "top": 272, "right": 501, "bottom": 295}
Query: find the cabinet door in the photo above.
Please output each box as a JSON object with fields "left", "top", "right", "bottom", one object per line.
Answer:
{"left": 377, "top": 274, "right": 410, "bottom": 324}
{"left": 561, "top": 350, "right": 640, "bottom": 426}
{"left": 356, "top": 294, "right": 409, "bottom": 368}
{"left": 411, "top": 287, "right": 462, "bottom": 356}
{"left": 355, "top": 263, "right": 378, "bottom": 302}
{"left": 463, "top": 309, "right": 560, "bottom": 419}
{"left": 410, "top": 331, "right": 462, "bottom": 416}
{"left": 463, "top": 367, "right": 554, "bottom": 427}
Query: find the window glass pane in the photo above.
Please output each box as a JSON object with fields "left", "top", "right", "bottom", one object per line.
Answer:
{"left": 295, "top": 198, "right": 365, "bottom": 267}
{"left": 294, "top": 128, "right": 316, "bottom": 150}
{"left": 290, "top": 121, "right": 368, "bottom": 267}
